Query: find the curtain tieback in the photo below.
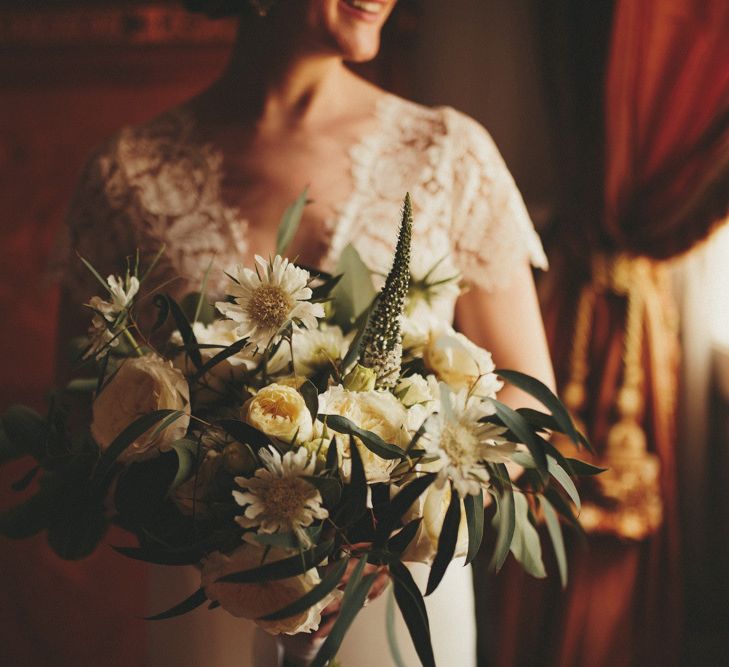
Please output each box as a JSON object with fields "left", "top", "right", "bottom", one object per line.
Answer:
{"left": 555, "top": 253, "right": 676, "bottom": 540}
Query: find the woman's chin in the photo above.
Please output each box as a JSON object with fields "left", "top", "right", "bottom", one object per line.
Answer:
{"left": 340, "top": 36, "right": 381, "bottom": 63}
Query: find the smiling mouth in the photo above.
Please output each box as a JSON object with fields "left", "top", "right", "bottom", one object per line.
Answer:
{"left": 340, "top": 0, "right": 384, "bottom": 16}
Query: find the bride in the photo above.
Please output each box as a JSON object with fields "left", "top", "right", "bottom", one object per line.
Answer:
{"left": 56, "top": 1, "right": 554, "bottom": 665}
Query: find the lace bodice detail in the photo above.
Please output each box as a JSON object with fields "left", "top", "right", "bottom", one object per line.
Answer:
{"left": 57, "top": 94, "right": 547, "bottom": 321}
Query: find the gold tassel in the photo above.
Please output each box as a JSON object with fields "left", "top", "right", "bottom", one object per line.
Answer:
{"left": 556, "top": 254, "right": 664, "bottom": 540}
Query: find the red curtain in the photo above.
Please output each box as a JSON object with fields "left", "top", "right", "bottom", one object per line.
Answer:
{"left": 488, "top": 2, "right": 729, "bottom": 665}
{"left": 604, "top": 0, "right": 729, "bottom": 257}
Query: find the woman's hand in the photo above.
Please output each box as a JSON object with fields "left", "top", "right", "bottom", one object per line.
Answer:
{"left": 311, "top": 555, "right": 389, "bottom": 640}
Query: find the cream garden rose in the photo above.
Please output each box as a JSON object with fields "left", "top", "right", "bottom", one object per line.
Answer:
{"left": 243, "top": 383, "right": 313, "bottom": 444}
{"left": 400, "top": 480, "right": 469, "bottom": 565}
{"left": 201, "top": 543, "right": 340, "bottom": 635}
{"left": 424, "top": 323, "right": 503, "bottom": 398}
{"left": 90, "top": 353, "right": 190, "bottom": 463}
{"left": 317, "top": 385, "right": 410, "bottom": 484}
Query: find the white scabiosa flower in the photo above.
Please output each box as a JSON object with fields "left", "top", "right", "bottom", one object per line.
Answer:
{"left": 423, "top": 384, "right": 516, "bottom": 497}
{"left": 233, "top": 446, "right": 327, "bottom": 547}
{"left": 106, "top": 274, "right": 140, "bottom": 311}
{"left": 83, "top": 274, "right": 140, "bottom": 360}
{"left": 215, "top": 255, "right": 324, "bottom": 351}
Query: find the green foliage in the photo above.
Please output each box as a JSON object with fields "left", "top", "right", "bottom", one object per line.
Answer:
{"left": 259, "top": 557, "right": 349, "bottom": 622}
{"left": 319, "top": 414, "right": 406, "bottom": 461}
{"left": 489, "top": 463, "right": 516, "bottom": 573}
{"left": 329, "top": 244, "right": 377, "bottom": 330}
{"left": 217, "top": 540, "right": 333, "bottom": 585}
{"left": 390, "top": 560, "right": 435, "bottom": 667}
{"left": 464, "top": 489, "right": 485, "bottom": 564}
{"left": 93, "top": 409, "right": 181, "bottom": 486}
{"left": 425, "top": 487, "right": 461, "bottom": 596}
{"left": 509, "top": 493, "right": 546, "bottom": 578}
{"left": 311, "top": 556, "right": 377, "bottom": 667}
{"left": 146, "top": 587, "right": 208, "bottom": 621}
{"left": 541, "top": 494, "right": 567, "bottom": 588}
{"left": 276, "top": 187, "right": 309, "bottom": 256}
{"left": 1, "top": 405, "right": 47, "bottom": 462}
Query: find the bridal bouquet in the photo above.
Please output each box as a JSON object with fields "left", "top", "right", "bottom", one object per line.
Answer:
{"left": 0, "top": 194, "right": 598, "bottom": 666}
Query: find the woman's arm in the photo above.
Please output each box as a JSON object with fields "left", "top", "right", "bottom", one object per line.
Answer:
{"left": 455, "top": 260, "right": 555, "bottom": 405}
{"left": 455, "top": 260, "right": 555, "bottom": 484}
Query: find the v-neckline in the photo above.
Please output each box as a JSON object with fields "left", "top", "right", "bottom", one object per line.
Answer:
{"left": 174, "top": 92, "right": 402, "bottom": 273}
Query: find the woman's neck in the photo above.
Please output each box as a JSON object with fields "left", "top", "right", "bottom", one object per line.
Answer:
{"left": 207, "top": 18, "right": 349, "bottom": 130}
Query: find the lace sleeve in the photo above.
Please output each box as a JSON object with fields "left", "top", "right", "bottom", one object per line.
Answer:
{"left": 53, "top": 138, "right": 140, "bottom": 308}
{"left": 446, "top": 108, "right": 548, "bottom": 291}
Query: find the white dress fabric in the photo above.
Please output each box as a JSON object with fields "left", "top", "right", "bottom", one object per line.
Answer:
{"left": 58, "top": 93, "right": 547, "bottom": 667}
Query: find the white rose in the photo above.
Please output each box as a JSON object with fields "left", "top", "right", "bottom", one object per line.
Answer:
{"left": 317, "top": 385, "right": 409, "bottom": 484}
{"left": 395, "top": 374, "right": 438, "bottom": 408}
{"left": 268, "top": 325, "right": 349, "bottom": 377}
{"left": 90, "top": 354, "right": 190, "bottom": 463}
{"left": 201, "top": 543, "right": 340, "bottom": 635}
{"left": 399, "top": 481, "right": 469, "bottom": 565}
{"left": 424, "top": 324, "right": 503, "bottom": 398}
{"left": 172, "top": 320, "right": 259, "bottom": 396}
{"left": 243, "top": 383, "right": 313, "bottom": 444}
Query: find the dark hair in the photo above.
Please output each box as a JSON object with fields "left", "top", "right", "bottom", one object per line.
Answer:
{"left": 182, "top": 0, "right": 246, "bottom": 19}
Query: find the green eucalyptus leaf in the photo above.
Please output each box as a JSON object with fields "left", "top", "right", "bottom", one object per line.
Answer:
{"left": 93, "top": 409, "right": 179, "bottom": 484}
{"left": 386, "top": 587, "right": 408, "bottom": 667}
{"left": 191, "top": 336, "right": 250, "bottom": 381}
{"left": 425, "top": 488, "right": 461, "bottom": 596}
{"left": 276, "top": 187, "right": 309, "bottom": 255}
{"left": 489, "top": 399, "right": 548, "bottom": 479}
{"left": 146, "top": 587, "right": 208, "bottom": 620}
{"left": 496, "top": 370, "right": 580, "bottom": 445}
{"left": 387, "top": 518, "right": 422, "bottom": 555}
{"left": 330, "top": 244, "right": 377, "bottom": 330}
{"left": 547, "top": 455, "right": 581, "bottom": 510}
{"left": 489, "top": 463, "right": 516, "bottom": 572}
{"left": 464, "top": 489, "right": 484, "bottom": 564}
{"left": 165, "top": 294, "right": 203, "bottom": 369}
{"left": 0, "top": 482, "right": 57, "bottom": 539}
{"left": 390, "top": 560, "right": 435, "bottom": 667}
{"left": 47, "top": 487, "right": 108, "bottom": 560}
{"left": 311, "top": 556, "right": 376, "bottom": 667}
{"left": 541, "top": 495, "right": 567, "bottom": 588}
{"left": 565, "top": 458, "right": 608, "bottom": 476}
{"left": 259, "top": 557, "right": 349, "bottom": 621}
{"left": 320, "top": 414, "right": 405, "bottom": 460}
{"left": 216, "top": 540, "right": 333, "bottom": 584}
{"left": 299, "top": 381, "right": 319, "bottom": 423}
{"left": 218, "top": 419, "right": 272, "bottom": 450}
{"left": 2, "top": 405, "right": 47, "bottom": 461}
{"left": 376, "top": 474, "right": 435, "bottom": 545}
{"left": 169, "top": 438, "right": 201, "bottom": 492}
{"left": 65, "top": 378, "right": 98, "bottom": 394}
{"left": 252, "top": 525, "right": 323, "bottom": 550}
{"left": 335, "top": 435, "right": 368, "bottom": 527}
{"left": 509, "top": 492, "right": 546, "bottom": 578}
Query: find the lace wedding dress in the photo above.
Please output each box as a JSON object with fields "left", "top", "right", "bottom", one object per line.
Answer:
{"left": 58, "top": 93, "right": 547, "bottom": 667}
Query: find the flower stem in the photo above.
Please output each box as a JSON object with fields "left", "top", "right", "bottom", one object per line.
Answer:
{"left": 122, "top": 327, "right": 144, "bottom": 357}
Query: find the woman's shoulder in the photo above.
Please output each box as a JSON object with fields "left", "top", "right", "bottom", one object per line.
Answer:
{"left": 83, "top": 105, "right": 201, "bottom": 178}
{"left": 374, "top": 94, "right": 507, "bottom": 183}
{"left": 74, "top": 104, "right": 222, "bottom": 221}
